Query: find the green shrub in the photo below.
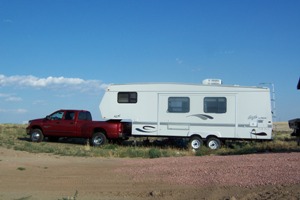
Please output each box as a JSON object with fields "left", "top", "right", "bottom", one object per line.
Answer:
{"left": 119, "top": 147, "right": 146, "bottom": 158}
{"left": 148, "top": 148, "right": 161, "bottom": 158}
{"left": 17, "top": 167, "right": 26, "bottom": 171}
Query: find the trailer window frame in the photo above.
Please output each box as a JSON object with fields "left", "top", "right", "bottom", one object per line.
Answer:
{"left": 118, "top": 92, "right": 138, "bottom": 104}
{"left": 168, "top": 97, "right": 190, "bottom": 113}
{"left": 204, "top": 97, "right": 227, "bottom": 114}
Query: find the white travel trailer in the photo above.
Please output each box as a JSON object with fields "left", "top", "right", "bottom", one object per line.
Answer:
{"left": 99, "top": 80, "right": 273, "bottom": 149}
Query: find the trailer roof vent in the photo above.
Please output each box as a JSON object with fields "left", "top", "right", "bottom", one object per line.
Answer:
{"left": 202, "top": 79, "right": 222, "bottom": 85}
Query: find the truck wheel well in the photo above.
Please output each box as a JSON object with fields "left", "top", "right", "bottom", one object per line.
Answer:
{"left": 93, "top": 128, "right": 106, "bottom": 135}
{"left": 30, "top": 126, "right": 43, "bottom": 132}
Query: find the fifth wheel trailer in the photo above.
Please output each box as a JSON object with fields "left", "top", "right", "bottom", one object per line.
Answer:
{"left": 99, "top": 81, "right": 273, "bottom": 149}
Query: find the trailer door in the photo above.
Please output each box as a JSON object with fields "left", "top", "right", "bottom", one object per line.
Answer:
{"left": 157, "top": 93, "right": 192, "bottom": 137}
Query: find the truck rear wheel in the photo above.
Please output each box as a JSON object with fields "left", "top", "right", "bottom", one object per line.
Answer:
{"left": 30, "top": 129, "right": 44, "bottom": 143}
{"left": 189, "top": 136, "right": 203, "bottom": 150}
{"left": 206, "top": 137, "right": 221, "bottom": 150}
{"left": 90, "top": 132, "right": 107, "bottom": 146}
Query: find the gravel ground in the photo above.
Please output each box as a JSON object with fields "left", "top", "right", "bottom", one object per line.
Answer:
{"left": 1, "top": 147, "right": 299, "bottom": 200}
{"left": 117, "top": 153, "right": 300, "bottom": 187}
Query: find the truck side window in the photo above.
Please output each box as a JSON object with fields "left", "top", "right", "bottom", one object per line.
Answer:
{"left": 78, "top": 111, "right": 92, "bottom": 120}
{"left": 118, "top": 92, "right": 137, "bottom": 103}
{"left": 65, "top": 111, "right": 75, "bottom": 120}
{"left": 168, "top": 97, "right": 190, "bottom": 113}
{"left": 204, "top": 97, "right": 227, "bottom": 113}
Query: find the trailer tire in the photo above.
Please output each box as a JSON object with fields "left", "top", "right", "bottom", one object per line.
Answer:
{"left": 90, "top": 132, "right": 107, "bottom": 147}
{"left": 189, "top": 136, "right": 203, "bottom": 150}
{"left": 30, "top": 129, "right": 44, "bottom": 143}
{"left": 206, "top": 137, "right": 221, "bottom": 150}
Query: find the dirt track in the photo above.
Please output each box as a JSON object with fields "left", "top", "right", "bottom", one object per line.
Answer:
{"left": 0, "top": 147, "right": 299, "bottom": 200}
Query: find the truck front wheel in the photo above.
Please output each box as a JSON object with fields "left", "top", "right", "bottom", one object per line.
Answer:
{"left": 90, "top": 132, "right": 107, "bottom": 147}
{"left": 30, "top": 129, "right": 44, "bottom": 143}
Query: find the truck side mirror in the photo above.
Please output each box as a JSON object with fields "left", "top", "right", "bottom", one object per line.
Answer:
{"left": 46, "top": 115, "right": 51, "bottom": 120}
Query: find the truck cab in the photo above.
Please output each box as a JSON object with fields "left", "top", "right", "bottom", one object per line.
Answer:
{"left": 43, "top": 110, "right": 91, "bottom": 137}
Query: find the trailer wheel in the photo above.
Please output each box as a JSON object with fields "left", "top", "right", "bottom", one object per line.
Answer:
{"left": 30, "top": 129, "right": 44, "bottom": 143}
{"left": 206, "top": 137, "right": 221, "bottom": 150}
{"left": 189, "top": 136, "right": 203, "bottom": 150}
{"left": 90, "top": 132, "right": 107, "bottom": 147}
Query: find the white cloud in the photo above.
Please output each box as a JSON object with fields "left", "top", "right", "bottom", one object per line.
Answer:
{"left": 3, "top": 19, "right": 13, "bottom": 23}
{"left": 15, "top": 109, "right": 28, "bottom": 113}
{"left": 176, "top": 58, "right": 183, "bottom": 65}
{"left": 0, "top": 93, "right": 22, "bottom": 102}
{"left": 0, "top": 74, "right": 107, "bottom": 93}
{"left": 5, "top": 96, "right": 22, "bottom": 102}
{"left": 32, "top": 100, "right": 48, "bottom": 105}
{"left": 0, "top": 108, "right": 28, "bottom": 114}
{"left": 191, "top": 67, "right": 202, "bottom": 72}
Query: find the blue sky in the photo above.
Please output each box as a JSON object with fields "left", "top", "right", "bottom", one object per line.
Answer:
{"left": 0, "top": 0, "right": 299, "bottom": 123}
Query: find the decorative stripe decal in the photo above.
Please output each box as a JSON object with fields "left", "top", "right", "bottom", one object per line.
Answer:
{"left": 134, "top": 121, "right": 235, "bottom": 127}
{"left": 188, "top": 114, "right": 214, "bottom": 120}
{"left": 251, "top": 132, "right": 267, "bottom": 136}
{"left": 136, "top": 128, "right": 156, "bottom": 133}
{"left": 133, "top": 122, "right": 271, "bottom": 129}
{"left": 135, "top": 125, "right": 157, "bottom": 133}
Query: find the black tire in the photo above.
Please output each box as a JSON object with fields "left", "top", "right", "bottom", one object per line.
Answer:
{"left": 189, "top": 136, "right": 203, "bottom": 150}
{"left": 48, "top": 136, "right": 59, "bottom": 142}
{"left": 206, "top": 137, "right": 221, "bottom": 150}
{"left": 30, "top": 129, "right": 44, "bottom": 143}
{"left": 90, "top": 132, "right": 107, "bottom": 147}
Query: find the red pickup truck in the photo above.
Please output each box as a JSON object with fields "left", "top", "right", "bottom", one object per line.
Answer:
{"left": 26, "top": 109, "right": 130, "bottom": 146}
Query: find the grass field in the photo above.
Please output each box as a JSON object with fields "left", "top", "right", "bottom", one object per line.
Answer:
{"left": 0, "top": 123, "right": 299, "bottom": 158}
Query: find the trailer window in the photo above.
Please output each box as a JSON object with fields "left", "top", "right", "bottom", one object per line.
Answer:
{"left": 168, "top": 97, "right": 190, "bottom": 113}
{"left": 118, "top": 92, "right": 137, "bottom": 103}
{"left": 204, "top": 97, "right": 227, "bottom": 113}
